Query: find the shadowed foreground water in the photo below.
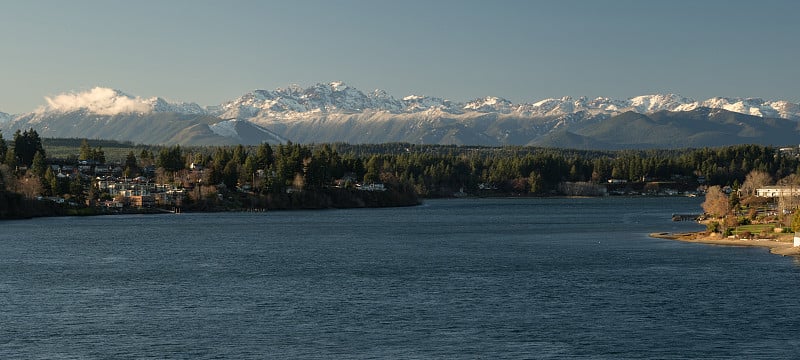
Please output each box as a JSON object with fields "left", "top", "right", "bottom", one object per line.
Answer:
{"left": 1, "top": 197, "right": 799, "bottom": 358}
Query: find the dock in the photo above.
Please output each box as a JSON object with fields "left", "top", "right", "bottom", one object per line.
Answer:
{"left": 672, "top": 214, "right": 701, "bottom": 221}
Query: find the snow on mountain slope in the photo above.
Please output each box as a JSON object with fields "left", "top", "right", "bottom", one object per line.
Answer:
{"left": 627, "top": 94, "right": 695, "bottom": 112}
{"left": 215, "top": 83, "right": 800, "bottom": 122}
{"left": 209, "top": 119, "right": 240, "bottom": 138}
{"left": 213, "top": 82, "right": 439, "bottom": 120}
{"left": 3, "top": 83, "right": 799, "bottom": 147}
{"left": 21, "top": 83, "right": 800, "bottom": 122}
{"left": 464, "top": 96, "right": 513, "bottom": 113}
{"left": 146, "top": 97, "right": 207, "bottom": 114}
{"left": 698, "top": 97, "right": 800, "bottom": 119}
{"left": 209, "top": 119, "right": 288, "bottom": 144}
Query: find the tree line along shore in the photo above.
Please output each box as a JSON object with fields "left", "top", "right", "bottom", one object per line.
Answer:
{"left": 3, "top": 130, "right": 800, "bottom": 219}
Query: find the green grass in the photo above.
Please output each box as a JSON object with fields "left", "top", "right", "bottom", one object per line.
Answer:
{"left": 43, "top": 138, "right": 149, "bottom": 162}
{"left": 45, "top": 145, "right": 144, "bottom": 163}
{"left": 732, "top": 223, "right": 776, "bottom": 235}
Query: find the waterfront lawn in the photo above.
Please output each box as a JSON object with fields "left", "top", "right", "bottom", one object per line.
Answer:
{"left": 732, "top": 223, "right": 777, "bottom": 236}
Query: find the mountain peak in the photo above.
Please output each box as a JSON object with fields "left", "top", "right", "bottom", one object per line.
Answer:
{"left": 329, "top": 81, "right": 348, "bottom": 91}
{"left": 627, "top": 94, "right": 696, "bottom": 112}
{"left": 209, "top": 84, "right": 800, "bottom": 122}
{"left": 464, "top": 96, "right": 513, "bottom": 112}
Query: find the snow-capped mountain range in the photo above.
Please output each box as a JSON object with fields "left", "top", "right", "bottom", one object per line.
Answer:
{"left": 208, "top": 82, "right": 800, "bottom": 121}
{"left": 1, "top": 82, "right": 799, "bottom": 148}
{"left": 5, "top": 82, "right": 797, "bottom": 121}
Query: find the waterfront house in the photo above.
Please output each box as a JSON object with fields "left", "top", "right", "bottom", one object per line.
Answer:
{"left": 128, "top": 195, "right": 155, "bottom": 208}
{"left": 357, "top": 183, "right": 386, "bottom": 191}
{"left": 755, "top": 186, "right": 800, "bottom": 198}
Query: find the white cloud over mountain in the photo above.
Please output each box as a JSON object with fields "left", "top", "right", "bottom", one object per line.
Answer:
{"left": 42, "top": 87, "right": 152, "bottom": 115}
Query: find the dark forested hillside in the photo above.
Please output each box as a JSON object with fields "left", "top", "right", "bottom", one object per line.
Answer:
{"left": 531, "top": 108, "right": 800, "bottom": 149}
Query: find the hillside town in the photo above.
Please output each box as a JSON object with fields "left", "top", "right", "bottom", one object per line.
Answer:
{"left": 38, "top": 160, "right": 387, "bottom": 213}
{"left": 0, "top": 132, "right": 415, "bottom": 217}
{"left": 4, "top": 129, "right": 800, "bottom": 221}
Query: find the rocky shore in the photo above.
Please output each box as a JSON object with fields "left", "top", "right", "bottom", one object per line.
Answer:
{"left": 650, "top": 232, "right": 800, "bottom": 258}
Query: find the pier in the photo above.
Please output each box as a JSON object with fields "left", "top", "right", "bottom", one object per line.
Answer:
{"left": 672, "top": 214, "right": 701, "bottom": 221}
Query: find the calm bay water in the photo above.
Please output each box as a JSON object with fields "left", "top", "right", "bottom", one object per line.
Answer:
{"left": 1, "top": 197, "right": 799, "bottom": 359}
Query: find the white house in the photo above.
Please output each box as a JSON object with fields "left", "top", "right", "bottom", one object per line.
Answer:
{"left": 357, "top": 183, "right": 386, "bottom": 191}
{"left": 755, "top": 186, "right": 800, "bottom": 198}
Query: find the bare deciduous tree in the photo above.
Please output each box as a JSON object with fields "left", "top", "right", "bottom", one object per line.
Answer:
{"left": 0, "top": 164, "right": 15, "bottom": 192}
{"left": 740, "top": 170, "right": 772, "bottom": 198}
{"left": 777, "top": 174, "right": 800, "bottom": 215}
{"left": 18, "top": 171, "right": 42, "bottom": 199}
{"left": 702, "top": 185, "right": 730, "bottom": 218}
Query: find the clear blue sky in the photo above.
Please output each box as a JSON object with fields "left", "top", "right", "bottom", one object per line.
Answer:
{"left": 1, "top": 0, "right": 798, "bottom": 114}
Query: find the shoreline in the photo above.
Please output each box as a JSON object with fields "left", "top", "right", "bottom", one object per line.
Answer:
{"left": 650, "top": 232, "right": 800, "bottom": 258}
{"left": 0, "top": 198, "right": 424, "bottom": 221}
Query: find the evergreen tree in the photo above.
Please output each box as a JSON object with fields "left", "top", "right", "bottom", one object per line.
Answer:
{"left": 222, "top": 160, "right": 239, "bottom": 189}
{"left": 157, "top": 145, "right": 185, "bottom": 172}
{"left": 529, "top": 171, "right": 543, "bottom": 194}
{"left": 0, "top": 131, "right": 7, "bottom": 164}
{"left": 232, "top": 145, "right": 247, "bottom": 165}
{"left": 31, "top": 151, "right": 47, "bottom": 178}
{"left": 241, "top": 155, "right": 256, "bottom": 185}
{"left": 363, "top": 155, "right": 381, "bottom": 183}
{"left": 93, "top": 146, "right": 106, "bottom": 163}
{"left": 139, "top": 149, "right": 155, "bottom": 167}
{"left": 69, "top": 175, "right": 84, "bottom": 202}
{"left": 254, "top": 143, "right": 274, "bottom": 169}
{"left": 13, "top": 129, "right": 45, "bottom": 167}
{"left": 5, "top": 147, "right": 16, "bottom": 170}
{"left": 79, "top": 139, "right": 92, "bottom": 160}
{"left": 123, "top": 151, "right": 139, "bottom": 178}
{"left": 43, "top": 167, "right": 57, "bottom": 196}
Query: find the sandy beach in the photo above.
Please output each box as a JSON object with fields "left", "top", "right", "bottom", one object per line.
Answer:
{"left": 650, "top": 232, "right": 800, "bottom": 258}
